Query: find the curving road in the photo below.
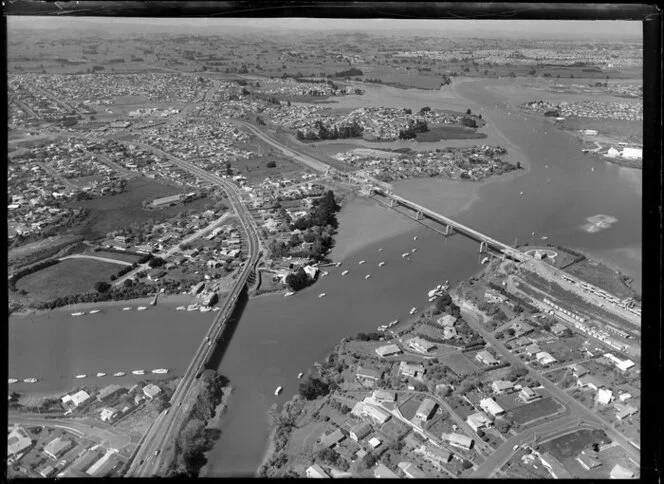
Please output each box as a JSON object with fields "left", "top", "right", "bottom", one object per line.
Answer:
{"left": 123, "top": 144, "right": 261, "bottom": 477}
{"left": 59, "top": 254, "right": 133, "bottom": 266}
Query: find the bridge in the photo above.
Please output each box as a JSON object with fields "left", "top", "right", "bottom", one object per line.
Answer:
{"left": 124, "top": 143, "right": 262, "bottom": 477}
{"left": 370, "top": 187, "right": 529, "bottom": 263}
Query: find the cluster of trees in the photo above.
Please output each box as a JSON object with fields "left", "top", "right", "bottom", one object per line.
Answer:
{"left": 398, "top": 119, "right": 428, "bottom": 140}
{"left": 330, "top": 67, "right": 363, "bottom": 78}
{"left": 298, "top": 377, "right": 332, "bottom": 400}
{"left": 355, "top": 332, "right": 383, "bottom": 341}
{"left": 169, "top": 371, "right": 230, "bottom": 477}
{"left": 296, "top": 120, "right": 363, "bottom": 141}
{"left": 285, "top": 267, "right": 313, "bottom": 291}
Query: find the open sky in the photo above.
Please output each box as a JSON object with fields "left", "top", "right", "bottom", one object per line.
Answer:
{"left": 8, "top": 17, "right": 641, "bottom": 40}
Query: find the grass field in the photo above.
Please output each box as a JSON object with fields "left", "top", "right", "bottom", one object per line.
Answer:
{"left": 66, "top": 178, "right": 214, "bottom": 240}
{"left": 398, "top": 395, "right": 424, "bottom": 421}
{"left": 16, "top": 258, "right": 121, "bottom": 300}
{"left": 93, "top": 250, "right": 143, "bottom": 264}
{"left": 564, "top": 258, "right": 635, "bottom": 299}
{"left": 442, "top": 353, "right": 480, "bottom": 377}
{"left": 415, "top": 124, "right": 488, "bottom": 142}
{"left": 540, "top": 428, "right": 610, "bottom": 460}
{"left": 508, "top": 396, "right": 563, "bottom": 425}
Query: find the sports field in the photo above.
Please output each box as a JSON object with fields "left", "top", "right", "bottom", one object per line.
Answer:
{"left": 507, "top": 397, "right": 564, "bottom": 426}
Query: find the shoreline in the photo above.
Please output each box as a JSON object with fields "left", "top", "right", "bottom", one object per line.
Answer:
{"left": 10, "top": 292, "right": 197, "bottom": 318}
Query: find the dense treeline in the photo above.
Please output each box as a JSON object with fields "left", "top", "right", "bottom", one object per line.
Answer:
{"left": 330, "top": 67, "right": 363, "bottom": 78}
{"left": 296, "top": 120, "right": 363, "bottom": 141}
{"left": 169, "top": 371, "right": 231, "bottom": 477}
{"left": 9, "top": 259, "right": 61, "bottom": 292}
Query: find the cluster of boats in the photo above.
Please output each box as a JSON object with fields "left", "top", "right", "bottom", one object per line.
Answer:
{"left": 426, "top": 281, "right": 450, "bottom": 302}
{"left": 9, "top": 378, "right": 37, "bottom": 384}
{"left": 73, "top": 368, "right": 168, "bottom": 379}
{"left": 377, "top": 319, "right": 399, "bottom": 332}
{"left": 176, "top": 305, "right": 219, "bottom": 312}
{"left": 71, "top": 309, "right": 102, "bottom": 317}
{"left": 274, "top": 371, "right": 305, "bottom": 396}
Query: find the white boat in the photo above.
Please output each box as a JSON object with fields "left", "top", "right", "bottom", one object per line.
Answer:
{"left": 122, "top": 307, "right": 132, "bottom": 311}
{"left": 358, "top": 260, "right": 366, "bottom": 265}
{"left": 378, "top": 262, "right": 385, "bottom": 267}
{"left": 481, "top": 257, "right": 490, "bottom": 264}
{"left": 413, "top": 236, "right": 418, "bottom": 240}
{"left": 200, "top": 307, "right": 211, "bottom": 312}
{"left": 389, "top": 320, "right": 399, "bottom": 326}
{"left": 377, "top": 326, "right": 386, "bottom": 332}
{"left": 378, "top": 248, "right": 383, "bottom": 252}
{"left": 96, "top": 372, "right": 106, "bottom": 378}
{"left": 318, "top": 293, "right": 327, "bottom": 298}
{"left": 402, "top": 252, "right": 410, "bottom": 258}
{"left": 152, "top": 369, "right": 168, "bottom": 374}
{"left": 429, "top": 296, "right": 437, "bottom": 302}
{"left": 321, "top": 271, "right": 329, "bottom": 277}
{"left": 187, "top": 305, "right": 198, "bottom": 311}
{"left": 75, "top": 374, "right": 86, "bottom": 379}
{"left": 335, "top": 262, "right": 342, "bottom": 267}
{"left": 72, "top": 312, "right": 85, "bottom": 316}
{"left": 113, "top": 372, "right": 126, "bottom": 377}
{"left": 284, "top": 291, "right": 295, "bottom": 297}
{"left": 411, "top": 248, "right": 417, "bottom": 253}
{"left": 176, "top": 306, "right": 186, "bottom": 311}
{"left": 137, "top": 306, "right": 148, "bottom": 311}
{"left": 541, "top": 236, "right": 548, "bottom": 240}
{"left": 23, "top": 378, "right": 38, "bottom": 383}
{"left": 275, "top": 386, "right": 283, "bottom": 396}
{"left": 88, "top": 309, "right": 100, "bottom": 314}
{"left": 409, "top": 307, "right": 417, "bottom": 315}
{"left": 520, "top": 191, "right": 524, "bottom": 196}
{"left": 365, "top": 274, "right": 371, "bottom": 279}
{"left": 8, "top": 378, "right": 18, "bottom": 384}
{"left": 132, "top": 370, "right": 145, "bottom": 375}
{"left": 297, "top": 372, "right": 303, "bottom": 379}
{"left": 341, "top": 270, "right": 349, "bottom": 276}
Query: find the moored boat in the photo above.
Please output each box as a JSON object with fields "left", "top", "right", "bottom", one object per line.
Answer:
{"left": 75, "top": 374, "right": 86, "bottom": 379}
{"left": 96, "top": 372, "right": 106, "bottom": 378}
{"left": 137, "top": 306, "right": 147, "bottom": 311}
{"left": 358, "top": 260, "right": 366, "bottom": 265}
{"left": 275, "top": 386, "right": 283, "bottom": 396}
{"left": 413, "top": 236, "right": 418, "bottom": 240}
{"left": 113, "top": 372, "right": 126, "bottom": 377}
{"left": 297, "top": 372, "right": 303, "bottom": 379}
{"left": 389, "top": 320, "right": 399, "bottom": 326}
{"left": 318, "top": 293, "right": 327, "bottom": 298}
{"left": 341, "top": 270, "right": 349, "bottom": 276}
{"left": 411, "top": 248, "right": 417, "bottom": 253}
{"left": 365, "top": 274, "right": 371, "bottom": 279}
{"left": 8, "top": 378, "right": 18, "bottom": 384}
{"left": 409, "top": 307, "right": 417, "bottom": 315}
{"left": 200, "top": 307, "right": 211, "bottom": 312}
{"left": 378, "top": 262, "right": 385, "bottom": 267}
{"left": 335, "top": 262, "right": 342, "bottom": 267}
{"left": 402, "top": 252, "right": 410, "bottom": 258}
{"left": 481, "top": 257, "right": 490, "bottom": 264}
{"left": 321, "top": 271, "right": 329, "bottom": 277}
{"left": 88, "top": 309, "right": 100, "bottom": 314}
{"left": 132, "top": 370, "right": 145, "bottom": 375}
{"left": 284, "top": 291, "right": 295, "bottom": 297}
{"left": 122, "top": 307, "right": 132, "bottom": 311}
{"left": 151, "top": 369, "right": 168, "bottom": 374}
{"left": 187, "top": 305, "right": 198, "bottom": 311}
{"left": 72, "top": 312, "right": 85, "bottom": 317}
{"left": 378, "top": 248, "right": 383, "bottom": 252}
{"left": 23, "top": 378, "right": 38, "bottom": 383}
{"left": 176, "top": 306, "right": 186, "bottom": 311}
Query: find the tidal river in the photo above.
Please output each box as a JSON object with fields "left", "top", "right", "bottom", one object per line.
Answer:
{"left": 202, "top": 78, "right": 641, "bottom": 476}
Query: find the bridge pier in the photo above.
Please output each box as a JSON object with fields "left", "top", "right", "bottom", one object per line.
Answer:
{"left": 415, "top": 211, "right": 423, "bottom": 221}
{"left": 389, "top": 198, "right": 396, "bottom": 207}
{"left": 445, "top": 225, "right": 454, "bottom": 236}
{"left": 479, "top": 241, "right": 488, "bottom": 253}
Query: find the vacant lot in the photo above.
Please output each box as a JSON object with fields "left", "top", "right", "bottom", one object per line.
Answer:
{"left": 398, "top": 395, "right": 424, "bottom": 421}
{"left": 416, "top": 124, "right": 487, "bottom": 142}
{"left": 442, "top": 353, "right": 480, "bottom": 377}
{"left": 565, "top": 258, "right": 635, "bottom": 299}
{"left": 508, "top": 397, "right": 564, "bottom": 426}
{"left": 540, "top": 428, "right": 610, "bottom": 460}
{"left": 16, "top": 258, "right": 120, "bottom": 300}
{"left": 66, "top": 178, "right": 214, "bottom": 240}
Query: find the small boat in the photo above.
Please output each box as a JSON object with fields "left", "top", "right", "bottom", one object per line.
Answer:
{"left": 411, "top": 248, "right": 417, "bottom": 253}
{"left": 72, "top": 312, "right": 85, "bottom": 316}
{"left": 378, "top": 248, "right": 383, "bottom": 252}
{"left": 591, "top": 167, "right": 595, "bottom": 172}
{"left": 187, "top": 305, "right": 198, "bottom": 311}
{"left": 409, "top": 307, "right": 417, "bottom": 315}
{"left": 402, "top": 252, "right": 410, "bottom": 258}
{"left": 137, "top": 306, "right": 148, "bottom": 311}
{"left": 200, "top": 307, "right": 211, "bottom": 312}
{"left": 341, "top": 270, "right": 349, "bottom": 276}
{"left": 8, "top": 378, "right": 18, "bottom": 384}
{"left": 152, "top": 369, "right": 168, "bottom": 374}
{"left": 335, "top": 262, "right": 342, "bottom": 267}
{"left": 378, "top": 262, "right": 385, "bottom": 267}
{"left": 113, "top": 372, "right": 126, "bottom": 377}
{"left": 176, "top": 306, "right": 186, "bottom": 311}
{"left": 365, "top": 274, "right": 371, "bottom": 279}
{"left": 212, "top": 307, "right": 221, "bottom": 311}
{"left": 519, "top": 191, "right": 524, "bottom": 196}
{"left": 318, "top": 293, "right": 327, "bottom": 298}
{"left": 96, "top": 372, "right": 106, "bottom": 378}
{"left": 75, "top": 374, "right": 86, "bottom": 379}
{"left": 481, "top": 257, "right": 490, "bottom": 264}
{"left": 132, "top": 370, "right": 145, "bottom": 375}
{"left": 122, "top": 307, "right": 132, "bottom": 311}
{"left": 321, "top": 271, "right": 329, "bottom": 277}
{"left": 297, "top": 372, "right": 303, "bottom": 379}
{"left": 541, "top": 236, "right": 548, "bottom": 240}
{"left": 413, "top": 236, "right": 418, "bottom": 240}
{"left": 389, "top": 320, "right": 398, "bottom": 326}
{"left": 23, "top": 378, "right": 38, "bottom": 383}
{"left": 275, "top": 386, "right": 283, "bottom": 396}
{"left": 358, "top": 260, "right": 366, "bottom": 265}
{"left": 531, "top": 232, "right": 535, "bottom": 236}
{"left": 284, "top": 291, "right": 295, "bottom": 297}
{"left": 88, "top": 309, "right": 100, "bottom": 314}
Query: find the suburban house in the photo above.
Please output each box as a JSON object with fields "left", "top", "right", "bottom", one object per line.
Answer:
{"left": 399, "top": 361, "right": 426, "bottom": 378}
{"left": 596, "top": 389, "right": 614, "bottom": 405}
{"left": 576, "top": 451, "right": 602, "bottom": 470}
{"left": 142, "top": 384, "right": 162, "bottom": 400}
{"left": 610, "top": 464, "right": 636, "bottom": 479}
{"left": 306, "top": 464, "right": 330, "bottom": 478}
{"left": 407, "top": 336, "right": 437, "bottom": 354}
{"left": 415, "top": 398, "right": 437, "bottom": 421}
{"left": 7, "top": 426, "right": 33, "bottom": 459}
{"left": 524, "top": 343, "right": 542, "bottom": 357}
{"left": 398, "top": 461, "right": 430, "bottom": 479}
{"left": 467, "top": 412, "right": 491, "bottom": 432}
{"left": 479, "top": 398, "right": 505, "bottom": 417}
{"left": 372, "top": 390, "right": 396, "bottom": 403}
{"left": 519, "top": 387, "right": 541, "bottom": 403}
{"left": 373, "top": 464, "right": 399, "bottom": 479}
{"left": 577, "top": 375, "right": 604, "bottom": 391}
{"left": 43, "top": 437, "right": 74, "bottom": 460}
{"left": 349, "top": 422, "right": 372, "bottom": 441}
{"left": 570, "top": 363, "right": 589, "bottom": 378}
{"left": 375, "top": 344, "right": 402, "bottom": 357}
{"left": 422, "top": 443, "right": 452, "bottom": 465}
{"left": 368, "top": 437, "right": 382, "bottom": 449}
{"left": 61, "top": 390, "right": 91, "bottom": 410}
{"left": 491, "top": 380, "right": 514, "bottom": 394}
{"left": 550, "top": 322, "right": 569, "bottom": 336}
{"left": 535, "top": 351, "right": 557, "bottom": 366}
{"left": 475, "top": 350, "right": 499, "bottom": 366}
{"left": 437, "top": 315, "right": 457, "bottom": 327}
{"left": 356, "top": 367, "right": 382, "bottom": 387}
{"left": 615, "top": 404, "right": 638, "bottom": 421}
{"left": 445, "top": 433, "right": 474, "bottom": 450}
{"left": 99, "top": 407, "right": 120, "bottom": 422}
{"left": 351, "top": 401, "right": 392, "bottom": 425}
{"left": 320, "top": 429, "right": 345, "bottom": 448}
{"left": 539, "top": 452, "right": 572, "bottom": 479}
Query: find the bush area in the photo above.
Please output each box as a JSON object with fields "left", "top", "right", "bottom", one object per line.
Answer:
{"left": 168, "top": 371, "right": 230, "bottom": 477}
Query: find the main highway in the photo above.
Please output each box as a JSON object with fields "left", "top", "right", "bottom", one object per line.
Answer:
{"left": 124, "top": 144, "right": 261, "bottom": 477}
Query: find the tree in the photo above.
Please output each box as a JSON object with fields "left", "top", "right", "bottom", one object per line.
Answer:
{"left": 266, "top": 161, "right": 277, "bottom": 168}
{"left": 466, "top": 108, "right": 472, "bottom": 115}
{"left": 419, "top": 106, "right": 432, "bottom": 115}
{"left": 299, "top": 377, "right": 330, "bottom": 400}
{"left": 148, "top": 257, "right": 166, "bottom": 268}
{"left": 94, "top": 281, "right": 111, "bottom": 293}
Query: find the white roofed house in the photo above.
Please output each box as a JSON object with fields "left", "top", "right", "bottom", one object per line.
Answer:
{"left": 407, "top": 336, "right": 436, "bottom": 354}
{"left": 415, "top": 398, "right": 437, "bottom": 421}
{"left": 356, "top": 366, "right": 382, "bottom": 387}
{"left": 375, "top": 344, "right": 402, "bottom": 357}
{"left": 491, "top": 380, "right": 514, "bottom": 395}
{"left": 475, "top": 350, "right": 499, "bottom": 366}
{"left": 596, "top": 388, "right": 614, "bottom": 405}
{"left": 466, "top": 412, "right": 491, "bottom": 432}
{"left": 445, "top": 432, "right": 474, "bottom": 450}
{"left": 479, "top": 398, "right": 505, "bottom": 417}
{"left": 399, "top": 361, "right": 426, "bottom": 378}
{"left": 306, "top": 464, "right": 330, "bottom": 478}
{"left": 535, "top": 351, "right": 557, "bottom": 367}
{"left": 99, "top": 407, "right": 120, "bottom": 422}
{"left": 142, "top": 384, "right": 162, "bottom": 400}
